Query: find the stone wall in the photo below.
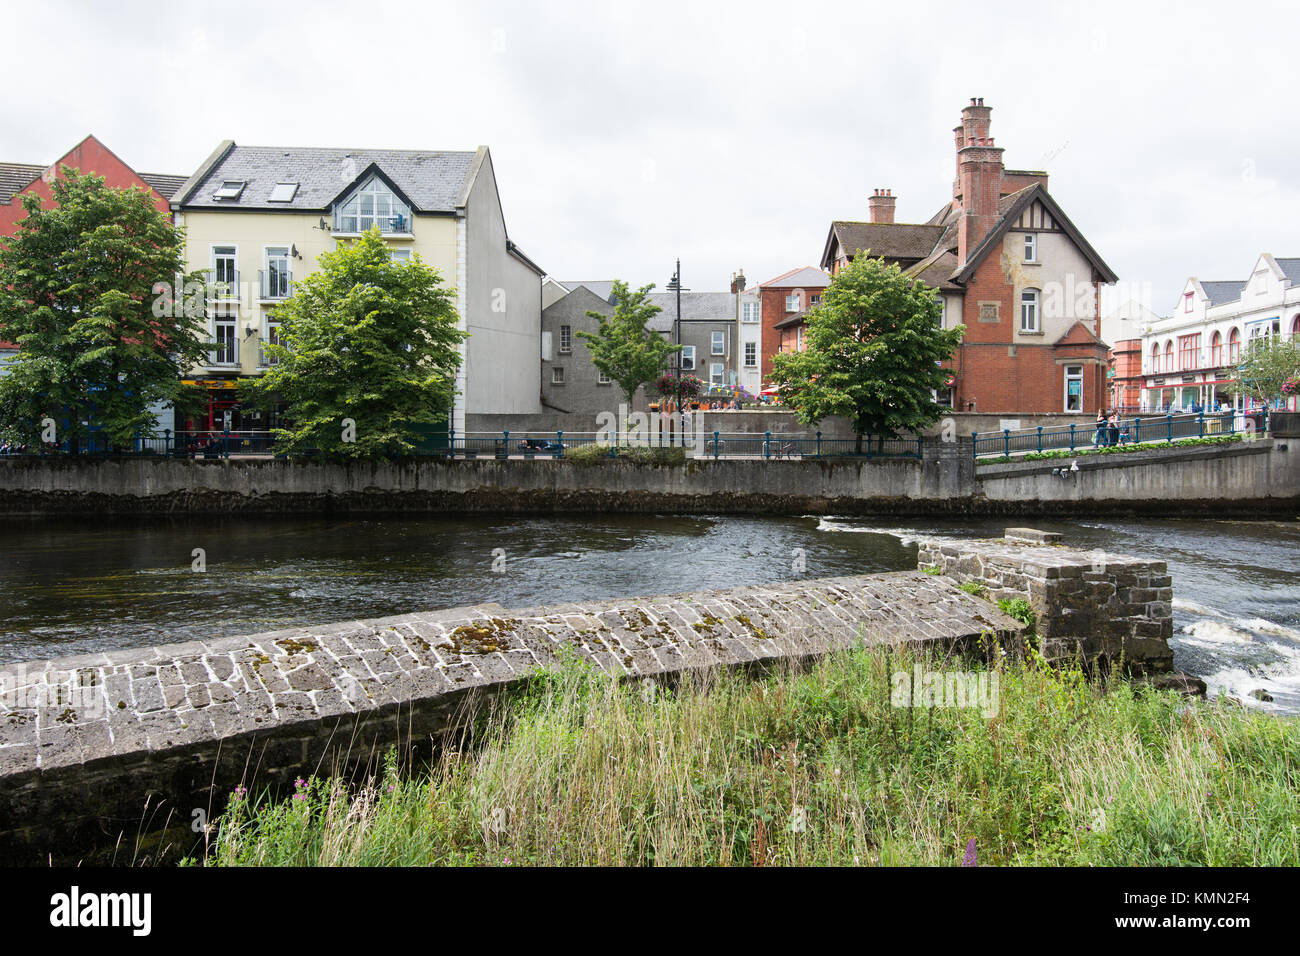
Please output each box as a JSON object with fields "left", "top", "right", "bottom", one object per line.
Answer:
{"left": 916, "top": 530, "right": 1174, "bottom": 675}
{"left": 0, "top": 572, "right": 1024, "bottom": 864}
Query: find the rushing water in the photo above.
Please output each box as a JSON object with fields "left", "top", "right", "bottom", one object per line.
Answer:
{"left": 1, "top": 514, "right": 1297, "bottom": 714}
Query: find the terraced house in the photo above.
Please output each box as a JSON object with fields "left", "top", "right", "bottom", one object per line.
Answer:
{"left": 172, "top": 141, "right": 543, "bottom": 434}
{"left": 820, "top": 99, "right": 1118, "bottom": 414}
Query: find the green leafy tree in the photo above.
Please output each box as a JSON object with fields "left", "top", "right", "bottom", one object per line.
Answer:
{"left": 770, "top": 254, "right": 965, "bottom": 451}
{"left": 0, "top": 168, "right": 208, "bottom": 451}
{"left": 1227, "top": 336, "right": 1300, "bottom": 406}
{"left": 576, "top": 280, "right": 679, "bottom": 409}
{"left": 243, "top": 228, "right": 464, "bottom": 459}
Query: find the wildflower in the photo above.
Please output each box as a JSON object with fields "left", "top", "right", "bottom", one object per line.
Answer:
{"left": 961, "top": 838, "right": 978, "bottom": 867}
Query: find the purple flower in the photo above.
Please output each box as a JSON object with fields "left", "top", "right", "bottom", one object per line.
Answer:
{"left": 292, "top": 792, "right": 306, "bottom": 801}
{"left": 961, "top": 838, "right": 978, "bottom": 867}
{"left": 294, "top": 777, "right": 306, "bottom": 790}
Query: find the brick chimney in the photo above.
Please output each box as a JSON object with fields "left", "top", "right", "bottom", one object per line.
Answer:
{"left": 730, "top": 270, "right": 746, "bottom": 293}
{"left": 956, "top": 97, "right": 1004, "bottom": 266}
{"left": 868, "top": 188, "right": 896, "bottom": 224}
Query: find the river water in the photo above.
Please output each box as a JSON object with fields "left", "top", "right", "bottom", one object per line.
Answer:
{"left": 1, "top": 515, "right": 1297, "bottom": 714}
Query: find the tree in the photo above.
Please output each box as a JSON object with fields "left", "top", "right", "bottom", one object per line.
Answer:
{"left": 0, "top": 168, "right": 208, "bottom": 451}
{"left": 769, "top": 254, "right": 965, "bottom": 451}
{"left": 1227, "top": 336, "right": 1300, "bottom": 406}
{"left": 243, "top": 227, "right": 464, "bottom": 458}
{"left": 576, "top": 280, "right": 679, "bottom": 410}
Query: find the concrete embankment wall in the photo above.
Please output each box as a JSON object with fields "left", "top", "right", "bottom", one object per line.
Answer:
{"left": 0, "top": 437, "right": 1295, "bottom": 516}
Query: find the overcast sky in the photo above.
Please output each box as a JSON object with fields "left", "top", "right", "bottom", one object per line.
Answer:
{"left": 7, "top": 0, "right": 1298, "bottom": 328}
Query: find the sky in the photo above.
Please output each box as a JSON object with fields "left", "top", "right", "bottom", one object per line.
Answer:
{"left": 5, "top": 0, "right": 1298, "bottom": 334}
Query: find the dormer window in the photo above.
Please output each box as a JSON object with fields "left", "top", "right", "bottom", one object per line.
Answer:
{"left": 333, "top": 175, "right": 413, "bottom": 234}
{"left": 268, "top": 182, "right": 299, "bottom": 203}
{"left": 213, "top": 181, "right": 246, "bottom": 201}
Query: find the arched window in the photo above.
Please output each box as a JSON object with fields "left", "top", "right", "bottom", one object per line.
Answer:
{"left": 1292, "top": 315, "right": 1300, "bottom": 339}
{"left": 1020, "top": 288, "right": 1040, "bottom": 333}
{"left": 1228, "top": 327, "right": 1241, "bottom": 363}
{"left": 1164, "top": 340, "right": 1174, "bottom": 372}
{"left": 1210, "top": 330, "right": 1222, "bottom": 366}
{"left": 1151, "top": 343, "right": 1161, "bottom": 373}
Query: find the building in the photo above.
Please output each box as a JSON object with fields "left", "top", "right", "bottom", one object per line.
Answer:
{"left": 819, "top": 99, "right": 1118, "bottom": 414}
{"left": 541, "top": 278, "right": 741, "bottom": 418}
{"left": 1138, "top": 254, "right": 1300, "bottom": 413}
{"left": 756, "top": 266, "right": 831, "bottom": 382}
{"left": 737, "top": 277, "right": 762, "bottom": 395}
{"left": 1107, "top": 338, "right": 1144, "bottom": 413}
{"left": 0, "top": 135, "right": 187, "bottom": 371}
{"left": 172, "top": 141, "right": 543, "bottom": 434}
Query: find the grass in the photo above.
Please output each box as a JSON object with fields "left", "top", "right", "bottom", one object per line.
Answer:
{"left": 565, "top": 444, "right": 687, "bottom": 465}
{"left": 195, "top": 645, "right": 1300, "bottom": 867}
{"left": 979, "top": 433, "right": 1245, "bottom": 465}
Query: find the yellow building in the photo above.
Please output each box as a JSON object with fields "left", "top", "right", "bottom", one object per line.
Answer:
{"left": 172, "top": 141, "right": 543, "bottom": 435}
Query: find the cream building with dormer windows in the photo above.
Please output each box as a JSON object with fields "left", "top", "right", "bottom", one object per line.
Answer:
{"left": 172, "top": 141, "right": 543, "bottom": 435}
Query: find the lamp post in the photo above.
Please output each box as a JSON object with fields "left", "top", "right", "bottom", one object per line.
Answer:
{"left": 667, "top": 259, "right": 689, "bottom": 445}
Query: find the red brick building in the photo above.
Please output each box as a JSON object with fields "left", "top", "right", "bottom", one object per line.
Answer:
{"left": 756, "top": 266, "right": 830, "bottom": 382}
{"left": 820, "top": 99, "right": 1117, "bottom": 414}
{"left": 1107, "top": 338, "right": 1144, "bottom": 413}
{"left": 0, "top": 135, "right": 186, "bottom": 353}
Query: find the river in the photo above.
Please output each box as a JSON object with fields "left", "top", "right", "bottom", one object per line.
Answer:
{"left": 1, "top": 515, "right": 1296, "bottom": 714}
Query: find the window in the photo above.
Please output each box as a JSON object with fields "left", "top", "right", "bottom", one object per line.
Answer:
{"left": 1210, "top": 331, "right": 1222, "bottom": 365}
{"left": 1020, "top": 288, "right": 1040, "bottom": 333}
{"left": 597, "top": 370, "right": 610, "bottom": 385}
{"left": 1024, "top": 233, "right": 1037, "bottom": 262}
{"left": 211, "top": 308, "right": 238, "bottom": 365}
{"left": 1064, "top": 365, "right": 1083, "bottom": 412}
{"left": 744, "top": 342, "right": 757, "bottom": 367}
{"left": 1164, "top": 340, "right": 1174, "bottom": 372}
{"left": 333, "top": 175, "right": 413, "bottom": 234}
{"left": 559, "top": 325, "right": 572, "bottom": 353}
{"left": 211, "top": 246, "right": 237, "bottom": 296}
{"left": 1151, "top": 343, "right": 1161, "bottom": 373}
{"left": 796, "top": 326, "right": 803, "bottom": 350}
{"left": 1184, "top": 292, "right": 1194, "bottom": 313}
{"left": 268, "top": 183, "right": 299, "bottom": 203}
{"left": 710, "top": 362, "right": 724, "bottom": 385}
{"left": 213, "top": 181, "right": 245, "bottom": 201}
{"left": 1178, "top": 334, "right": 1200, "bottom": 371}
{"left": 263, "top": 247, "right": 291, "bottom": 299}
{"left": 809, "top": 294, "right": 821, "bottom": 307}
{"left": 742, "top": 301, "right": 759, "bottom": 323}
{"left": 389, "top": 249, "right": 411, "bottom": 263}
{"left": 1229, "top": 326, "right": 1242, "bottom": 362}
{"left": 934, "top": 386, "right": 954, "bottom": 408}
{"left": 260, "top": 314, "right": 282, "bottom": 366}
{"left": 681, "top": 345, "right": 695, "bottom": 370}
{"left": 711, "top": 331, "right": 725, "bottom": 355}
{"left": 552, "top": 367, "right": 565, "bottom": 385}
{"left": 785, "top": 293, "right": 800, "bottom": 313}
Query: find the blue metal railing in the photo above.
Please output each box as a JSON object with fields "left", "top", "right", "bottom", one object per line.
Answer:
{"left": 972, "top": 409, "right": 1270, "bottom": 460}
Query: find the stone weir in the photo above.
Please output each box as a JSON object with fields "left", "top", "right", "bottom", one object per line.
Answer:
{"left": 0, "top": 533, "right": 1174, "bottom": 864}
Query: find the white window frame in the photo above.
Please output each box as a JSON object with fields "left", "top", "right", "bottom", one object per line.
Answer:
{"left": 742, "top": 301, "right": 759, "bottom": 323}
{"left": 744, "top": 342, "right": 757, "bottom": 367}
{"left": 211, "top": 307, "right": 239, "bottom": 366}
{"left": 711, "top": 331, "right": 725, "bottom": 355}
{"left": 552, "top": 366, "right": 565, "bottom": 385}
{"left": 268, "top": 182, "right": 299, "bottom": 203}
{"left": 559, "top": 325, "right": 572, "bottom": 353}
{"left": 710, "top": 362, "right": 724, "bottom": 385}
{"left": 389, "top": 248, "right": 411, "bottom": 263}
{"left": 1064, "top": 365, "right": 1084, "bottom": 412}
{"left": 333, "top": 175, "right": 412, "bottom": 234}
{"left": 260, "top": 310, "right": 282, "bottom": 367}
{"left": 210, "top": 244, "right": 238, "bottom": 298}
{"left": 1023, "top": 232, "right": 1037, "bottom": 262}
{"left": 597, "top": 370, "right": 611, "bottom": 385}
{"left": 681, "top": 345, "right": 696, "bottom": 370}
{"left": 1020, "top": 288, "right": 1040, "bottom": 333}
{"left": 785, "top": 293, "right": 800, "bottom": 313}
{"left": 263, "top": 245, "right": 292, "bottom": 299}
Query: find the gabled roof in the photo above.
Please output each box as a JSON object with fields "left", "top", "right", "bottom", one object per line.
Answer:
{"left": 557, "top": 280, "right": 617, "bottom": 302}
{"left": 759, "top": 266, "right": 830, "bottom": 289}
{"left": 177, "top": 144, "right": 478, "bottom": 212}
{"left": 952, "top": 184, "right": 1118, "bottom": 285}
{"left": 646, "top": 292, "right": 736, "bottom": 326}
{"left": 1200, "top": 280, "right": 1245, "bottom": 306}
{"left": 138, "top": 172, "right": 188, "bottom": 200}
{"left": 1275, "top": 258, "right": 1300, "bottom": 284}
{"left": 1054, "top": 320, "right": 1106, "bottom": 348}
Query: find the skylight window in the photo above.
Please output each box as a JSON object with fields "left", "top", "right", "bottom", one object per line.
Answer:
{"left": 213, "top": 181, "right": 246, "bottom": 200}
{"left": 268, "top": 182, "right": 299, "bottom": 203}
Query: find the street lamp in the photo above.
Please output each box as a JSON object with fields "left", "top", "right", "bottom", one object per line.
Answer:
{"left": 667, "top": 259, "right": 689, "bottom": 444}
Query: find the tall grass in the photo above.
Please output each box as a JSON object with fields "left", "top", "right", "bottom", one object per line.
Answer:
{"left": 200, "top": 645, "right": 1300, "bottom": 866}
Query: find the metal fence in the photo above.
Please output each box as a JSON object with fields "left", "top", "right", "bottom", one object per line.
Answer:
{"left": 0, "top": 430, "right": 278, "bottom": 459}
{"left": 444, "top": 430, "right": 923, "bottom": 460}
{"left": 971, "top": 410, "right": 1270, "bottom": 460}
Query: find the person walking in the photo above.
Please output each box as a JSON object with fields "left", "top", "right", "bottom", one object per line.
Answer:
{"left": 1094, "top": 409, "right": 1107, "bottom": 447}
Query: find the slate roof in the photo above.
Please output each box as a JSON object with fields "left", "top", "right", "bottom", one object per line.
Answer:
{"left": 759, "top": 266, "right": 831, "bottom": 289}
{"left": 1200, "top": 280, "right": 1245, "bottom": 306}
{"left": 0, "top": 163, "right": 43, "bottom": 203}
{"left": 646, "top": 292, "right": 736, "bottom": 330}
{"left": 138, "top": 173, "right": 188, "bottom": 200}
{"left": 178, "top": 145, "right": 478, "bottom": 212}
{"left": 825, "top": 222, "right": 946, "bottom": 264}
{"left": 558, "top": 280, "right": 617, "bottom": 302}
{"left": 1273, "top": 258, "right": 1300, "bottom": 284}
